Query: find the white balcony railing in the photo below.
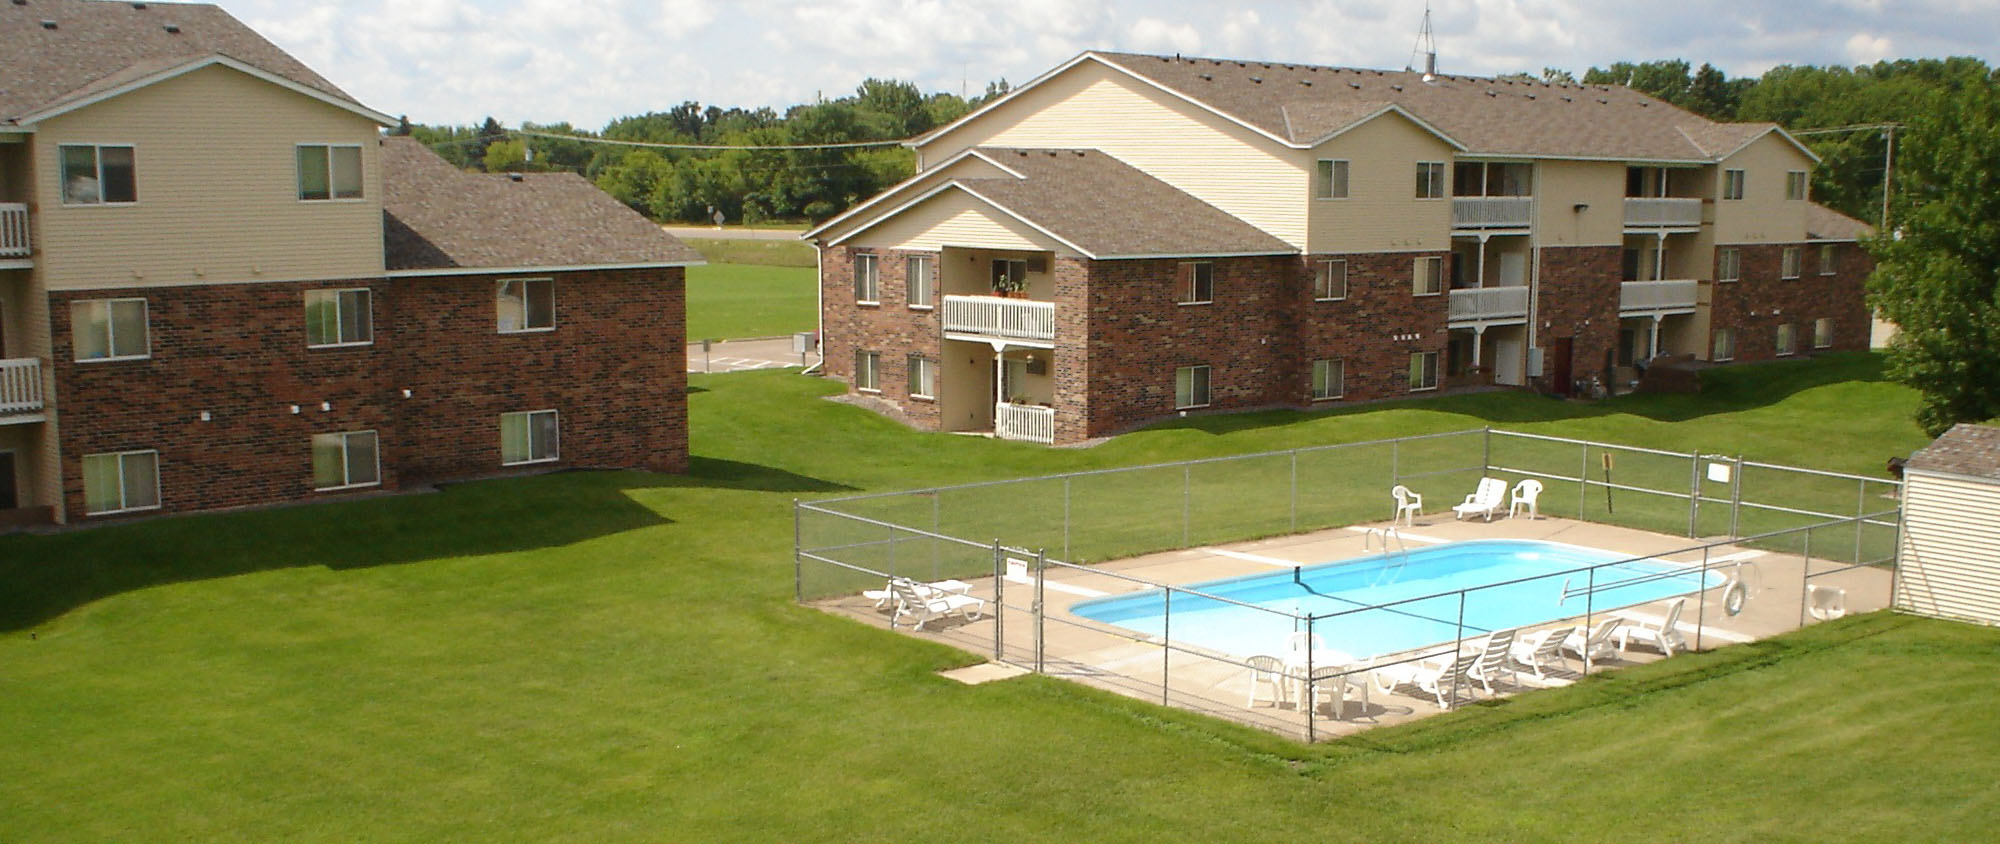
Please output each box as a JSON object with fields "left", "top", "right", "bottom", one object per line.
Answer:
{"left": 1623, "top": 197, "right": 1703, "bottom": 228}
{"left": 942, "top": 294, "right": 1055, "bottom": 342}
{"left": 0, "top": 203, "right": 28, "bottom": 258}
{"left": 996, "top": 402, "right": 1055, "bottom": 444}
{"left": 0, "top": 358, "right": 42, "bottom": 414}
{"left": 1447, "top": 286, "right": 1530, "bottom": 323}
{"left": 1451, "top": 196, "right": 1533, "bottom": 229}
{"left": 1620, "top": 279, "right": 1700, "bottom": 313}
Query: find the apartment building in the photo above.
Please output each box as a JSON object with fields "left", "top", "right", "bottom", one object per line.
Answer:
{"left": 0, "top": 1, "right": 697, "bottom": 525}
{"left": 807, "top": 51, "right": 1873, "bottom": 445}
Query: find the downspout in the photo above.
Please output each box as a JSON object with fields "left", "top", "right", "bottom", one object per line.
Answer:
{"left": 801, "top": 238, "right": 824, "bottom": 375}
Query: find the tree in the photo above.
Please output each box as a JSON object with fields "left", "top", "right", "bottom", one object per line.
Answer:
{"left": 471, "top": 116, "right": 507, "bottom": 170}
{"left": 1541, "top": 67, "right": 1577, "bottom": 84}
{"left": 1868, "top": 78, "right": 2000, "bottom": 435}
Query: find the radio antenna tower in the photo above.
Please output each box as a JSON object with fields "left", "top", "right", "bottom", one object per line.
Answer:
{"left": 1407, "top": 3, "right": 1438, "bottom": 82}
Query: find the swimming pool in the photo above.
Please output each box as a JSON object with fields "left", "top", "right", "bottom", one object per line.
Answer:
{"left": 1069, "top": 539, "right": 1717, "bottom": 660}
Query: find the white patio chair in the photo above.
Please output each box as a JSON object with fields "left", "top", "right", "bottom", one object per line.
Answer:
{"left": 1391, "top": 485, "right": 1424, "bottom": 527}
{"left": 1808, "top": 585, "right": 1847, "bottom": 621}
{"left": 1245, "top": 655, "right": 1290, "bottom": 708}
{"left": 1373, "top": 650, "right": 1480, "bottom": 709}
{"left": 1306, "top": 662, "right": 1372, "bottom": 720}
{"left": 1509, "top": 625, "right": 1575, "bottom": 681}
{"left": 1287, "top": 631, "right": 1327, "bottom": 654}
{"left": 1466, "top": 628, "right": 1519, "bottom": 694}
{"left": 1508, "top": 479, "right": 1544, "bottom": 520}
{"left": 1453, "top": 477, "right": 1508, "bottom": 521}
{"left": 888, "top": 577, "right": 985, "bottom": 631}
{"left": 1561, "top": 618, "right": 1623, "bottom": 668}
{"left": 1614, "top": 597, "right": 1689, "bottom": 656}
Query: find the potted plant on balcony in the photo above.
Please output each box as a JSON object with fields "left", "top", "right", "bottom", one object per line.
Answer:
{"left": 992, "top": 267, "right": 1029, "bottom": 298}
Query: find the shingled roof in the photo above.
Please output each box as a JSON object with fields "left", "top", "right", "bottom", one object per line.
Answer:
{"left": 1908, "top": 424, "right": 2000, "bottom": 482}
{"left": 381, "top": 137, "right": 702, "bottom": 273}
{"left": 1807, "top": 203, "right": 1875, "bottom": 241}
{"left": 1, "top": 0, "right": 368, "bottom": 124}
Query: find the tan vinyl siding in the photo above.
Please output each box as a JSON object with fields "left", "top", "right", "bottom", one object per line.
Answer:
{"left": 1533, "top": 160, "right": 1624, "bottom": 247}
{"left": 1304, "top": 114, "right": 1453, "bottom": 253}
{"left": 1712, "top": 134, "right": 1812, "bottom": 246}
{"left": 917, "top": 60, "right": 1307, "bottom": 248}
{"left": 813, "top": 153, "right": 1023, "bottom": 244}
{"left": 33, "top": 64, "right": 384, "bottom": 290}
{"left": 1896, "top": 471, "right": 2000, "bottom": 625}
{"left": 845, "top": 190, "right": 1072, "bottom": 256}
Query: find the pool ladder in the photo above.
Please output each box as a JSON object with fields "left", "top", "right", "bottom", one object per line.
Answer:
{"left": 1363, "top": 527, "right": 1411, "bottom": 586}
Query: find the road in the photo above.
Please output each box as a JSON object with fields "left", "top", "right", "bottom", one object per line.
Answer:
{"left": 687, "top": 336, "right": 821, "bottom": 373}
{"left": 661, "top": 225, "right": 804, "bottom": 241}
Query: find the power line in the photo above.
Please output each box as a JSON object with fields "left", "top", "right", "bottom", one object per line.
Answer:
{"left": 513, "top": 129, "right": 903, "bottom": 151}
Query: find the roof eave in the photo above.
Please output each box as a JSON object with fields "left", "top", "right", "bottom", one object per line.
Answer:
{"left": 385, "top": 259, "right": 704, "bottom": 278}
{"left": 18, "top": 54, "right": 395, "bottom": 127}
{"left": 1301, "top": 103, "right": 1466, "bottom": 151}
{"left": 803, "top": 148, "right": 1025, "bottom": 243}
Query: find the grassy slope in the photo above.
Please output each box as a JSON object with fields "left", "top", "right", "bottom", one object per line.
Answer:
{"left": 4, "top": 353, "right": 1988, "bottom": 841}
{"left": 684, "top": 262, "right": 817, "bottom": 341}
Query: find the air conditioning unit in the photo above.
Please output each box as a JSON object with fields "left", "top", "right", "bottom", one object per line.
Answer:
{"left": 1026, "top": 255, "right": 1048, "bottom": 274}
{"left": 1526, "top": 347, "right": 1545, "bottom": 377}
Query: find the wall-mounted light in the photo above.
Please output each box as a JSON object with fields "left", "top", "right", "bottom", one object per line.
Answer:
{"left": 290, "top": 405, "right": 301, "bottom": 414}
{"left": 401, "top": 388, "right": 412, "bottom": 399}
{"left": 198, "top": 411, "right": 211, "bottom": 422}
{"left": 320, "top": 401, "right": 331, "bottom": 412}
{"left": 1572, "top": 203, "right": 1589, "bottom": 213}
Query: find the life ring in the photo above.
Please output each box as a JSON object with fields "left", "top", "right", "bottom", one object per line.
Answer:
{"left": 1723, "top": 580, "right": 1749, "bottom": 616}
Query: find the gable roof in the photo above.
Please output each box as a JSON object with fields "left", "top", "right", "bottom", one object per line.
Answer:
{"left": 1806, "top": 203, "right": 1875, "bottom": 242}
{"left": 1, "top": 0, "right": 383, "bottom": 125}
{"left": 381, "top": 136, "right": 703, "bottom": 274}
{"left": 1908, "top": 424, "right": 2000, "bottom": 482}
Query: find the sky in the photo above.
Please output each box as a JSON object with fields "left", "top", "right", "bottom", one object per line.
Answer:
{"left": 217, "top": 0, "right": 2000, "bottom": 129}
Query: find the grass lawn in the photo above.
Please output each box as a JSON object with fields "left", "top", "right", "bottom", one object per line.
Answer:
{"left": 7, "top": 353, "right": 1993, "bottom": 840}
{"left": 685, "top": 262, "right": 817, "bottom": 341}
{"left": 679, "top": 237, "right": 816, "bottom": 268}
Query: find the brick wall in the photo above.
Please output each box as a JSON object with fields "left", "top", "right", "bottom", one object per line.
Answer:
{"left": 818, "top": 245, "right": 945, "bottom": 430}
{"left": 1292, "top": 252, "right": 1451, "bottom": 404}
{"left": 1709, "top": 241, "right": 1872, "bottom": 363}
{"left": 1534, "top": 245, "right": 1622, "bottom": 391}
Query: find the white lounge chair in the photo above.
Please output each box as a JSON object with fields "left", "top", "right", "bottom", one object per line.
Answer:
{"left": 888, "top": 577, "right": 985, "bottom": 630}
{"left": 1614, "top": 597, "right": 1689, "bottom": 656}
{"left": 1508, "top": 479, "right": 1543, "bottom": 520}
{"left": 1466, "top": 628, "right": 1519, "bottom": 694}
{"left": 1391, "top": 485, "right": 1424, "bottom": 527}
{"left": 1373, "top": 650, "right": 1480, "bottom": 709}
{"left": 862, "top": 576, "right": 969, "bottom": 609}
{"left": 1509, "top": 625, "right": 1576, "bottom": 681}
{"left": 1307, "top": 663, "right": 1372, "bottom": 720}
{"left": 1245, "top": 655, "right": 1290, "bottom": 708}
{"left": 1453, "top": 477, "right": 1508, "bottom": 521}
{"left": 1808, "top": 585, "right": 1847, "bottom": 621}
{"left": 1561, "top": 618, "right": 1623, "bottom": 668}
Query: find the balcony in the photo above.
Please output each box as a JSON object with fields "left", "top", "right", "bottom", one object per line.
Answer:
{"left": 0, "top": 357, "right": 42, "bottom": 416}
{"left": 1451, "top": 197, "right": 1533, "bottom": 229}
{"left": 942, "top": 294, "right": 1056, "bottom": 344}
{"left": 996, "top": 402, "right": 1055, "bottom": 444}
{"left": 1623, "top": 197, "right": 1703, "bottom": 229}
{"left": 1620, "top": 279, "right": 1700, "bottom": 315}
{"left": 0, "top": 203, "right": 28, "bottom": 260}
{"left": 1447, "top": 286, "right": 1530, "bottom": 324}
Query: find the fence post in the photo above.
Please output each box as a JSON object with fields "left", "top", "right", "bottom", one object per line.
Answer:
{"left": 1854, "top": 481, "right": 1866, "bottom": 566}
{"left": 1450, "top": 591, "right": 1468, "bottom": 709}
{"left": 886, "top": 521, "right": 898, "bottom": 580}
{"left": 1579, "top": 443, "right": 1590, "bottom": 519}
{"left": 992, "top": 540, "right": 1005, "bottom": 662}
{"left": 1289, "top": 450, "right": 1299, "bottom": 533}
{"left": 1695, "top": 546, "right": 1710, "bottom": 651}
{"left": 1687, "top": 453, "right": 1702, "bottom": 538}
{"left": 1305, "top": 614, "right": 1317, "bottom": 743}
{"left": 1391, "top": 440, "right": 1401, "bottom": 489}
{"left": 1182, "top": 464, "right": 1192, "bottom": 547}
{"left": 1729, "top": 456, "right": 1744, "bottom": 539}
{"left": 792, "top": 500, "right": 804, "bottom": 603}
{"left": 932, "top": 492, "right": 943, "bottom": 580}
{"left": 1063, "top": 477, "right": 1072, "bottom": 562}
{"left": 1799, "top": 530, "right": 1813, "bottom": 627}
{"left": 1583, "top": 567, "right": 1597, "bottom": 673}
{"left": 1034, "top": 549, "right": 1047, "bottom": 674}
{"left": 1482, "top": 426, "right": 1493, "bottom": 476}
{"left": 1162, "top": 588, "right": 1172, "bottom": 706}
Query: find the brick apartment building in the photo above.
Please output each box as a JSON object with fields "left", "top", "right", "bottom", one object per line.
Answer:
{"left": 0, "top": 0, "right": 697, "bottom": 525}
{"left": 807, "top": 51, "right": 1874, "bottom": 445}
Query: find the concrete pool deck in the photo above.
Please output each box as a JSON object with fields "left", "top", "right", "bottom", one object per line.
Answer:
{"left": 812, "top": 511, "right": 1893, "bottom": 742}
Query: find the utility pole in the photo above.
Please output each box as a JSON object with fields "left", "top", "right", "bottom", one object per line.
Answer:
{"left": 1791, "top": 122, "right": 1903, "bottom": 230}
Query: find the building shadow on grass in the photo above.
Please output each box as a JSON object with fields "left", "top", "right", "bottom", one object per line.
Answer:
{"left": 0, "top": 458, "right": 851, "bottom": 632}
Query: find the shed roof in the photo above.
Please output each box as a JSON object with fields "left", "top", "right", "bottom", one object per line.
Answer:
{"left": 1908, "top": 424, "right": 2000, "bottom": 482}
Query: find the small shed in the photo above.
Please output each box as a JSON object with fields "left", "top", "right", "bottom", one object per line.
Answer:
{"left": 1895, "top": 423, "right": 2000, "bottom": 624}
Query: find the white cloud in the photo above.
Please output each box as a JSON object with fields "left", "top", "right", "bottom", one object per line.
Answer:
{"left": 1844, "top": 32, "right": 1895, "bottom": 63}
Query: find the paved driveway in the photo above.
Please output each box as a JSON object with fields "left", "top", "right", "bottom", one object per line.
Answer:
{"left": 687, "top": 336, "right": 821, "bottom": 373}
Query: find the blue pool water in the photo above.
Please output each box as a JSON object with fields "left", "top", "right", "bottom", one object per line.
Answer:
{"left": 1070, "top": 540, "right": 1716, "bottom": 659}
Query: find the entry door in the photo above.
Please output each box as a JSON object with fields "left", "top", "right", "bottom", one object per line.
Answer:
{"left": 0, "top": 451, "right": 16, "bottom": 510}
{"left": 1548, "top": 337, "right": 1574, "bottom": 395}
{"left": 1497, "top": 252, "right": 1526, "bottom": 287}
{"left": 1494, "top": 335, "right": 1525, "bottom": 386}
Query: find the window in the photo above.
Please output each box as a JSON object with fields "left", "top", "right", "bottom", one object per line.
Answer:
{"left": 1314, "top": 159, "right": 1350, "bottom": 199}
{"left": 1819, "top": 244, "right": 1838, "bottom": 276}
{"left": 1177, "top": 262, "right": 1214, "bottom": 304}
{"left": 59, "top": 144, "right": 136, "bottom": 204}
{"left": 1174, "top": 365, "right": 1211, "bottom": 409}
{"left": 905, "top": 255, "right": 935, "bottom": 309}
{"left": 496, "top": 278, "right": 554, "bottom": 332}
{"left": 1311, "top": 358, "right": 1344, "bottom": 400}
{"left": 1718, "top": 247, "right": 1741, "bottom": 282}
{"left": 500, "top": 410, "right": 559, "bottom": 466}
{"left": 70, "top": 298, "right": 149, "bottom": 361}
{"left": 311, "top": 431, "right": 380, "bottom": 490}
{"left": 1814, "top": 318, "right": 1833, "bottom": 349}
{"left": 82, "top": 450, "right": 159, "bottom": 515}
{"left": 297, "top": 144, "right": 364, "bottom": 201}
{"left": 907, "top": 355, "right": 937, "bottom": 399}
{"left": 1712, "top": 327, "right": 1736, "bottom": 361}
{"left": 1776, "top": 323, "right": 1798, "bottom": 356}
{"left": 854, "top": 253, "right": 880, "bottom": 303}
{"left": 1785, "top": 170, "right": 1807, "bottom": 201}
{"left": 1413, "top": 256, "right": 1443, "bottom": 296}
{"left": 304, "top": 288, "right": 372, "bottom": 347}
{"left": 1315, "top": 259, "right": 1348, "bottom": 301}
{"left": 854, "top": 350, "right": 880, "bottom": 392}
{"left": 1415, "top": 161, "right": 1446, "bottom": 199}
{"left": 1722, "top": 169, "right": 1745, "bottom": 201}
{"left": 1408, "top": 351, "right": 1439, "bottom": 391}
{"left": 1781, "top": 246, "right": 1802, "bottom": 279}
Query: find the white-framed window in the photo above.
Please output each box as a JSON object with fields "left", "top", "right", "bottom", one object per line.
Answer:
{"left": 1781, "top": 246, "right": 1802, "bottom": 279}
{"left": 70, "top": 298, "right": 149, "bottom": 362}
{"left": 907, "top": 355, "right": 937, "bottom": 399}
{"left": 1315, "top": 259, "right": 1348, "bottom": 301}
{"left": 304, "top": 288, "right": 372, "bottom": 347}
{"left": 990, "top": 258, "right": 1027, "bottom": 294}
{"left": 1712, "top": 326, "right": 1736, "bottom": 361}
{"left": 1178, "top": 262, "right": 1214, "bottom": 305}
{"left": 497, "top": 278, "right": 554, "bottom": 333}
{"left": 297, "top": 143, "right": 364, "bottom": 201}
{"left": 82, "top": 449, "right": 159, "bottom": 515}
{"left": 1722, "top": 169, "right": 1745, "bottom": 201}
{"left": 1819, "top": 244, "right": 1838, "bottom": 276}
{"left": 1175, "top": 364, "right": 1211, "bottom": 409}
{"left": 1314, "top": 159, "right": 1350, "bottom": 199}
{"left": 1415, "top": 161, "right": 1446, "bottom": 199}
{"left": 500, "top": 410, "right": 559, "bottom": 466}
{"left": 1413, "top": 256, "right": 1444, "bottom": 296}
{"left": 59, "top": 144, "right": 137, "bottom": 205}
{"left": 1718, "top": 247, "right": 1741, "bottom": 283}
{"left": 1814, "top": 318, "right": 1833, "bottom": 349}
{"left": 1785, "top": 170, "right": 1807, "bottom": 201}
{"left": 1408, "top": 351, "right": 1439, "bottom": 391}
{"left": 854, "top": 253, "right": 880, "bottom": 304}
{"left": 854, "top": 350, "right": 880, "bottom": 392}
{"left": 1311, "top": 358, "right": 1344, "bottom": 400}
{"left": 1776, "top": 323, "right": 1798, "bottom": 356}
{"left": 311, "top": 430, "right": 381, "bottom": 491}
{"left": 905, "top": 255, "right": 935, "bottom": 309}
